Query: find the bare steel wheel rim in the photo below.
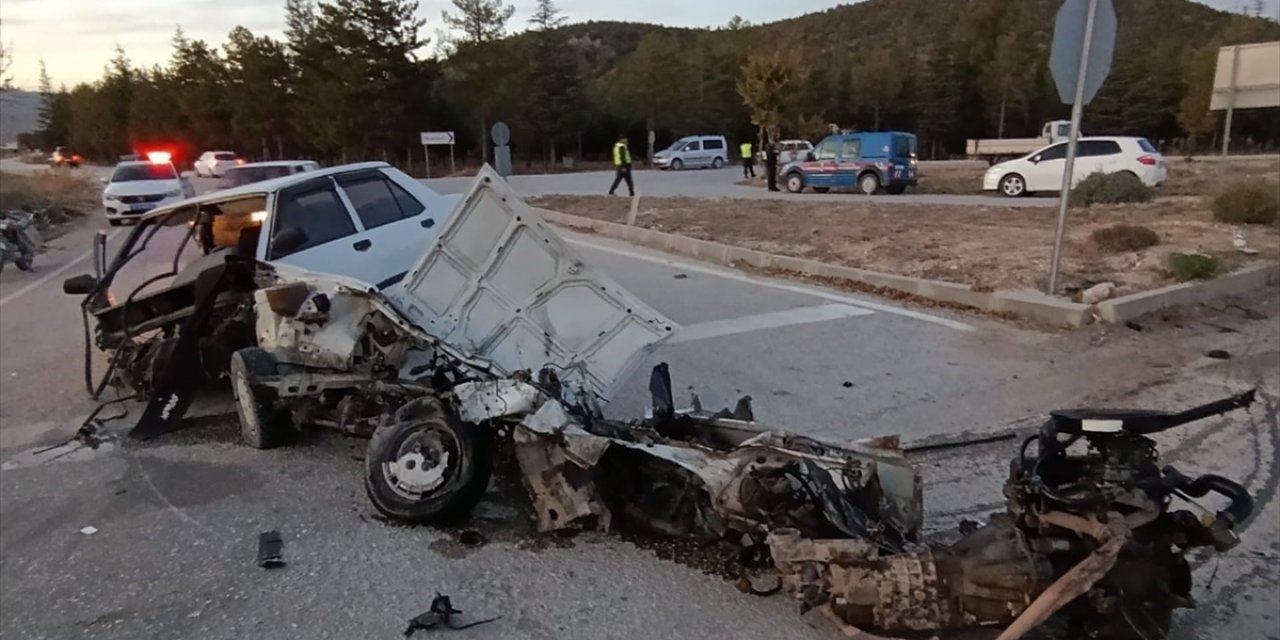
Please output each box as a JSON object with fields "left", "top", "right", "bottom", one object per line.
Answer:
{"left": 860, "top": 174, "right": 879, "bottom": 194}
{"left": 383, "top": 426, "right": 460, "bottom": 501}
{"left": 787, "top": 174, "right": 802, "bottom": 191}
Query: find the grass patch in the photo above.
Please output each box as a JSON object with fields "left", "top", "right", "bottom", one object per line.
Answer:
{"left": 1212, "top": 180, "right": 1280, "bottom": 225}
{"left": 1167, "top": 252, "right": 1223, "bottom": 281}
{"left": 1071, "top": 171, "right": 1154, "bottom": 207}
{"left": 0, "top": 171, "right": 96, "bottom": 234}
{"left": 1091, "top": 224, "right": 1159, "bottom": 252}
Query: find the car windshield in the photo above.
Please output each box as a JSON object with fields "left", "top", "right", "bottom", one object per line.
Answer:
{"left": 224, "top": 166, "right": 292, "bottom": 186}
{"left": 214, "top": 152, "right": 238, "bottom": 161}
{"left": 667, "top": 138, "right": 693, "bottom": 150}
{"left": 112, "top": 163, "right": 177, "bottom": 182}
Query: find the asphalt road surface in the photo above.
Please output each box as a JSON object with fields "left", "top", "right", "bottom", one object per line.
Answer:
{"left": 422, "top": 164, "right": 1059, "bottom": 207}
{"left": 1, "top": 165, "right": 1276, "bottom": 640}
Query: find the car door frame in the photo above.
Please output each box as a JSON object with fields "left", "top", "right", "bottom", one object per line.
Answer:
{"left": 260, "top": 175, "right": 373, "bottom": 282}
{"left": 834, "top": 137, "right": 864, "bottom": 188}
{"left": 805, "top": 139, "right": 841, "bottom": 188}
{"left": 334, "top": 168, "right": 450, "bottom": 288}
{"left": 1024, "top": 143, "right": 1067, "bottom": 192}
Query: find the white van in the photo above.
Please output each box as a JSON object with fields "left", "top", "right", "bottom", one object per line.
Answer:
{"left": 652, "top": 135, "right": 729, "bottom": 170}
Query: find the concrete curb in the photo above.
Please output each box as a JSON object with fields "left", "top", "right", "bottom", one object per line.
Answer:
{"left": 534, "top": 207, "right": 1274, "bottom": 328}
{"left": 1096, "top": 263, "right": 1280, "bottom": 323}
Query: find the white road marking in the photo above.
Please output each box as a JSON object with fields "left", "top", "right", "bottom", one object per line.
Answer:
{"left": 668, "top": 304, "right": 874, "bottom": 344}
{"left": 0, "top": 229, "right": 120, "bottom": 308}
{"left": 563, "top": 235, "right": 976, "bottom": 332}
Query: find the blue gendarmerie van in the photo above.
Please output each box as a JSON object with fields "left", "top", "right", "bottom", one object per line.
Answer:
{"left": 781, "top": 131, "right": 918, "bottom": 195}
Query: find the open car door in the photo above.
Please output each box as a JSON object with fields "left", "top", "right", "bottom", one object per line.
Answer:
{"left": 386, "top": 166, "right": 678, "bottom": 400}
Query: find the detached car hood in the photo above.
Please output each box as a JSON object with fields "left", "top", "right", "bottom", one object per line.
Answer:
{"left": 386, "top": 166, "right": 678, "bottom": 399}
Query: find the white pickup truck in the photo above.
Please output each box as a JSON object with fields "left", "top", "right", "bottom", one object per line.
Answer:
{"left": 966, "top": 120, "right": 1072, "bottom": 164}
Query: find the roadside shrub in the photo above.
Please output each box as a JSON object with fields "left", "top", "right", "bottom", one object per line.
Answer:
{"left": 1212, "top": 180, "right": 1280, "bottom": 225}
{"left": 1071, "top": 171, "right": 1154, "bottom": 207}
{"left": 1167, "top": 253, "right": 1223, "bottom": 282}
{"left": 1090, "top": 224, "right": 1159, "bottom": 252}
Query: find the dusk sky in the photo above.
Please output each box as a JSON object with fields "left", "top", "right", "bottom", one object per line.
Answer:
{"left": 2, "top": 0, "right": 1277, "bottom": 90}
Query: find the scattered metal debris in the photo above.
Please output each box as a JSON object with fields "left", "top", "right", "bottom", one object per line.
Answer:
{"left": 673, "top": 273, "right": 689, "bottom": 279}
{"left": 1123, "top": 320, "right": 1143, "bottom": 332}
{"left": 841, "top": 381, "right": 854, "bottom": 388}
{"left": 403, "top": 594, "right": 500, "bottom": 637}
{"left": 1206, "top": 349, "right": 1232, "bottom": 359}
{"left": 79, "top": 526, "right": 98, "bottom": 536}
{"left": 257, "top": 530, "right": 285, "bottom": 569}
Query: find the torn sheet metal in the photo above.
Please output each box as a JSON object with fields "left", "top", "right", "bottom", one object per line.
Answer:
{"left": 388, "top": 166, "right": 678, "bottom": 400}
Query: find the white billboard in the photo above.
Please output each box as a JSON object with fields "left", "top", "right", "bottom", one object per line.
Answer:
{"left": 1211, "top": 41, "right": 1280, "bottom": 111}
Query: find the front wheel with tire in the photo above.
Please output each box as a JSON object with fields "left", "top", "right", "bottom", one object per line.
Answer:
{"left": 231, "top": 347, "right": 292, "bottom": 449}
{"left": 859, "top": 172, "right": 881, "bottom": 195}
{"left": 670, "top": 158, "right": 684, "bottom": 171}
{"left": 785, "top": 172, "right": 805, "bottom": 193}
{"left": 711, "top": 156, "right": 724, "bottom": 169}
{"left": 14, "top": 250, "right": 33, "bottom": 271}
{"left": 364, "top": 397, "right": 492, "bottom": 524}
{"left": 999, "top": 173, "right": 1027, "bottom": 198}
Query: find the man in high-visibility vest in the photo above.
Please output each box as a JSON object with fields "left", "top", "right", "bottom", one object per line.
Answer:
{"left": 740, "top": 141, "right": 755, "bottom": 178}
{"left": 608, "top": 134, "right": 634, "bottom": 197}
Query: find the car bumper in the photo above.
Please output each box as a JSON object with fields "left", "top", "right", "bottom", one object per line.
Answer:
{"left": 982, "top": 171, "right": 1003, "bottom": 191}
{"left": 104, "top": 195, "right": 185, "bottom": 220}
{"left": 652, "top": 157, "right": 671, "bottom": 168}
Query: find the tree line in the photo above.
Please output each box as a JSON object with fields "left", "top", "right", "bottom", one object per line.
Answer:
{"left": 21, "top": 0, "right": 1280, "bottom": 168}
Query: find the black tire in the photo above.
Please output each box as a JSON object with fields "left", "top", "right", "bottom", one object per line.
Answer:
{"left": 999, "top": 173, "right": 1027, "bottom": 198}
{"left": 784, "top": 172, "right": 805, "bottom": 193}
{"left": 364, "top": 397, "right": 492, "bottom": 524}
{"left": 886, "top": 185, "right": 907, "bottom": 195}
{"left": 711, "top": 156, "right": 725, "bottom": 169}
{"left": 812, "top": 187, "right": 830, "bottom": 193}
{"left": 670, "top": 158, "right": 684, "bottom": 171}
{"left": 858, "top": 172, "right": 881, "bottom": 195}
{"left": 230, "top": 347, "right": 292, "bottom": 449}
{"left": 14, "top": 251, "right": 33, "bottom": 271}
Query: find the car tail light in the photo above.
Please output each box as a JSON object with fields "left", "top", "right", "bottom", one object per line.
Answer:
{"left": 72, "top": 154, "right": 82, "bottom": 161}
{"left": 1137, "top": 155, "right": 1157, "bottom": 166}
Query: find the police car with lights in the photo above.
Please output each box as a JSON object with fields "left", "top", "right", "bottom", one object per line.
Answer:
{"left": 102, "top": 152, "right": 195, "bottom": 226}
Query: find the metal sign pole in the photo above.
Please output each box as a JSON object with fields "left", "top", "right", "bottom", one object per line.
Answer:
{"left": 450, "top": 143, "right": 455, "bottom": 175}
{"left": 424, "top": 144, "right": 430, "bottom": 179}
{"left": 1047, "top": 0, "right": 1099, "bottom": 295}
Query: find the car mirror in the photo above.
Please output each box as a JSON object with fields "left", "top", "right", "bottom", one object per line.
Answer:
{"left": 271, "top": 226, "right": 309, "bottom": 256}
{"left": 804, "top": 152, "right": 815, "bottom": 162}
{"left": 63, "top": 274, "right": 98, "bottom": 295}
{"left": 1030, "top": 156, "right": 1040, "bottom": 164}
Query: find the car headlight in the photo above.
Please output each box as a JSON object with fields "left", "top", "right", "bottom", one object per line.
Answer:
{"left": 164, "top": 188, "right": 183, "bottom": 198}
{"left": 104, "top": 192, "right": 120, "bottom": 201}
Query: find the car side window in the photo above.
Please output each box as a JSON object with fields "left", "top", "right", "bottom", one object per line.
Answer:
{"left": 840, "top": 139, "right": 862, "bottom": 159}
{"left": 270, "top": 179, "right": 357, "bottom": 259}
{"left": 1037, "top": 143, "right": 1068, "bottom": 161}
{"left": 337, "top": 172, "right": 418, "bottom": 230}
{"left": 684, "top": 141, "right": 701, "bottom": 151}
{"left": 704, "top": 139, "right": 724, "bottom": 150}
{"left": 814, "top": 140, "right": 838, "bottom": 160}
{"left": 1079, "top": 140, "right": 1122, "bottom": 157}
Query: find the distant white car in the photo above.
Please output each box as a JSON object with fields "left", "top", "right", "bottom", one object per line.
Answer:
{"left": 216, "top": 161, "right": 321, "bottom": 190}
{"left": 758, "top": 140, "right": 815, "bottom": 165}
{"left": 101, "top": 154, "right": 194, "bottom": 225}
{"left": 983, "top": 137, "right": 1167, "bottom": 197}
{"left": 193, "top": 150, "right": 244, "bottom": 177}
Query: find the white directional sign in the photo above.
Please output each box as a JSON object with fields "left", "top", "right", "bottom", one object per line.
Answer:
{"left": 420, "top": 131, "right": 455, "bottom": 146}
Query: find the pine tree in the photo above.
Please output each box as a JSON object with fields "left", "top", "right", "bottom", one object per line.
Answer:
{"left": 440, "top": 0, "right": 515, "bottom": 162}
{"left": 526, "top": 0, "right": 583, "bottom": 166}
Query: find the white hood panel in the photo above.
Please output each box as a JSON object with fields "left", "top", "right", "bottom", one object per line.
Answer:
{"left": 389, "top": 166, "right": 677, "bottom": 399}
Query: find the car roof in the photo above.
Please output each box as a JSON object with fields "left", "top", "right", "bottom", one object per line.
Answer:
{"left": 112, "top": 160, "right": 178, "bottom": 170}
{"left": 140, "top": 161, "right": 391, "bottom": 223}
{"left": 203, "top": 150, "right": 236, "bottom": 154}
{"left": 229, "top": 160, "right": 317, "bottom": 169}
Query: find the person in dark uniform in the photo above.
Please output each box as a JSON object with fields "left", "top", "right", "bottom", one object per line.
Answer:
{"left": 608, "top": 134, "right": 634, "bottom": 197}
{"left": 765, "top": 140, "right": 780, "bottom": 192}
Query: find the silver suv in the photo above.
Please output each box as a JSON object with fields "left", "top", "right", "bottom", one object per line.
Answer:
{"left": 653, "top": 135, "right": 728, "bottom": 170}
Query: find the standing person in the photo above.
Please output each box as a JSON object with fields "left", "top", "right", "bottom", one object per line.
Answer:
{"left": 765, "top": 140, "right": 780, "bottom": 192}
{"left": 608, "top": 134, "right": 634, "bottom": 197}
{"left": 740, "top": 141, "right": 755, "bottom": 178}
